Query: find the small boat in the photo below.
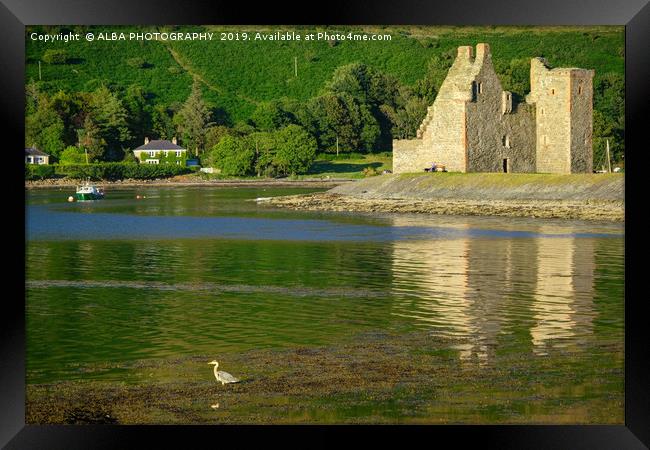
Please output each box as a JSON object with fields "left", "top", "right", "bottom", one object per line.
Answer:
{"left": 75, "top": 181, "right": 105, "bottom": 201}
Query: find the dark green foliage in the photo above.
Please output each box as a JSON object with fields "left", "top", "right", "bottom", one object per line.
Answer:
{"left": 59, "top": 146, "right": 87, "bottom": 165}
{"left": 26, "top": 164, "right": 55, "bottom": 180}
{"left": 251, "top": 100, "right": 296, "bottom": 131}
{"left": 42, "top": 49, "right": 68, "bottom": 64}
{"left": 174, "top": 81, "right": 211, "bottom": 155}
{"left": 125, "top": 57, "right": 149, "bottom": 69}
{"left": 207, "top": 135, "right": 256, "bottom": 176}
{"left": 52, "top": 163, "right": 191, "bottom": 180}
{"left": 208, "top": 125, "right": 317, "bottom": 177}
{"left": 204, "top": 125, "right": 231, "bottom": 150}
{"left": 26, "top": 25, "right": 625, "bottom": 160}
{"left": 266, "top": 124, "right": 318, "bottom": 176}
{"left": 593, "top": 72, "right": 624, "bottom": 164}
{"left": 25, "top": 85, "right": 66, "bottom": 159}
{"left": 151, "top": 104, "right": 178, "bottom": 140}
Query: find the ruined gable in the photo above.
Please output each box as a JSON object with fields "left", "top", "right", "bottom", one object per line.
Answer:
{"left": 393, "top": 44, "right": 593, "bottom": 174}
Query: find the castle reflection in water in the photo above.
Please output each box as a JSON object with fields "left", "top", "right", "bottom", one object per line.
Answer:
{"left": 390, "top": 218, "right": 605, "bottom": 364}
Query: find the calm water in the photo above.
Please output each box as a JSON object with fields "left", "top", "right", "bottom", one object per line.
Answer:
{"left": 25, "top": 186, "right": 624, "bottom": 386}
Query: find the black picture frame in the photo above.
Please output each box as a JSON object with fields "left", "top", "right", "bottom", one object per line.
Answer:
{"left": 4, "top": 0, "right": 648, "bottom": 447}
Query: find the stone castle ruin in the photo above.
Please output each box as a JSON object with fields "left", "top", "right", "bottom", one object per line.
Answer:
{"left": 393, "top": 43, "right": 594, "bottom": 174}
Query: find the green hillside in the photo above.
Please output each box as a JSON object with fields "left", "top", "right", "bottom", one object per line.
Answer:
{"left": 25, "top": 25, "right": 624, "bottom": 173}
{"left": 26, "top": 25, "right": 623, "bottom": 123}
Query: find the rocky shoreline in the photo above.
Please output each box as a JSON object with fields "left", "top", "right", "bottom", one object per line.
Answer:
{"left": 268, "top": 192, "right": 624, "bottom": 222}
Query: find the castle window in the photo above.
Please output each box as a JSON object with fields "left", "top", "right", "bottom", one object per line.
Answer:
{"left": 578, "top": 86, "right": 583, "bottom": 94}
{"left": 471, "top": 81, "right": 477, "bottom": 101}
{"left": 505, "top": 135, "right": 511, "bottom": 148}
{"left": 541, "top": 108, "right": 544, "bottom": 115}
{"left": 478, "top": 82, "right": 483, "bottom": 94}
{"left": 551, "top": 88, "right": 555, "bottom": 95}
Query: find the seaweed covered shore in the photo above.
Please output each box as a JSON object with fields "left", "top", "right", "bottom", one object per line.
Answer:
{"left": 27, "top": 331, "right": 623, "bottom": 425}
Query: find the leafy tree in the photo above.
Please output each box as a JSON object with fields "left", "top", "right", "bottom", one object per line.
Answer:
{"left": 59, "top": 145, "right": 87, "bottom": 165}
{"left": 272, "top": 124, "right": 317, "bottom": 176}
{"left": 50, "top": 90, "right": 85, "bottom": 146}
{"left": 25, "top": 89, "right": 66, "bottom": 159}
{"left": 303, "top": 93, "right": 380, "bottom": 154}
{"left": 122, "top": 84, "right": 153, "bottom": 150}
{"left": 207, "top": 135, "right": 255, "bottom": 176}
{"left": 324, "top": 63, "right": 399, "bottom": 151}
{"left": 174, "top": 81, "right": 211, "bottom": 156}
{"left": 381, "top": 86, "right": 428, "bottom": 139}
{"left": 230, "top": 121, "right": 256, "bottom": 137}
{"left": 250, "top": 131, "right": 278, "bottom": 176}
{"left": 152, "top": 104, "right": 177, "bottom": 140}
{"left": 251, "top": 100, "right": 295, "bottom": 131}
{"left": 87, "top": 86, "right": 131, "bottom": 161}
{"left": 204, "top": 125, "right": 231, "bottom": 150}
{"left": 593, "top": 73, "right": 624, "bottom": 163}
{"left": 77, "top": 115, "right": 106, "bottom": 162}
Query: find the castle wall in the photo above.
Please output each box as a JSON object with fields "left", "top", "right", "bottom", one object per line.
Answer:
{"left": 392, "top": 139, "right": 429, "bottom": 173}
{"left": 394, "top": 45, "right": 479, "bottom": 173}
{"left": 424, "top": 100, "right": 468, "bottom": 172}
{"left": 464, "top": 44, "right": 536, "bottom": 173}
{"left": 501, "top": 103, "right": 537, "bottom": 172}
{"left": 570, "top": 71, "right": 594, "bottom": 173}
{"left": 393, "top": 46, "right": 593, "bottom": 175}
{"left": 527, "top": 59, "right": 594, "bottom": 174}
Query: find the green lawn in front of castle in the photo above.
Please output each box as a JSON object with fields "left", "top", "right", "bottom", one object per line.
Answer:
{"left": 295, "top": 153, "right": 394, "bottom": 180}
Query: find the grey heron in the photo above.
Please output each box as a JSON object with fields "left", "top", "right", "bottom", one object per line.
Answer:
{"left": 208, "top": 360, "right": 240, "bottom": 385}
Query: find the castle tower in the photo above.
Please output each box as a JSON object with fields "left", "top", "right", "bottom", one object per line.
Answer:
{"left": 527, "top": 58, "right": 594, "bottom": 173}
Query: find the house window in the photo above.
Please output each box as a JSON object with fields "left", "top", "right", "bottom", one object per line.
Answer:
{"left": 27, "top": 156, "right": 33, "bottom": 163}
{"left": 176, "top": 151, "right": 182, "bottom": 157}
{"left": 164, "top": 151, "right": 169, "bottom": 157}
{"left": 176, "top": 160, "right": 181, "bottom": 165}
{"left": 149, "top": 151, "right": 155, "bottom": 157}
{"left": 146, "top": 159, "right": 159, "bottom": 165}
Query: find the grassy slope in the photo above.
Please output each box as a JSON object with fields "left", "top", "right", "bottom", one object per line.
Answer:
{"left": 26, "top": 25, "right": 624, "bottom": 123}
{"left": 331, "top": 172, "right": 625, "bottom": 201}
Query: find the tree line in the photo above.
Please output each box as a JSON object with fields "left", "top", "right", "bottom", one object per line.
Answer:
{"left": 26, "top": 53, "right": 624, "bottom": 175}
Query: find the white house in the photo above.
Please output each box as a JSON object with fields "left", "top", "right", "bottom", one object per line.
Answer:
{"left": 25, "top": 147, "right": 50, "bottom": 165}
{"left": 133, "top": 137, "right": 187, "bottom": 165}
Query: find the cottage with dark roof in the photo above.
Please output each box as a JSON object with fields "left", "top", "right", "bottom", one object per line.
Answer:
{"left": 25, "top": 147, "right": 50, "bottom": 165}
{"left": 133, "top": 137, "right": 188, "bottom": 165}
